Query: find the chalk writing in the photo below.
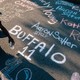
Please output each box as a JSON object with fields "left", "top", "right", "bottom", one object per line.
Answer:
{"left": 31, "top": 22, "right": 77, "bottom": 49}
{"left": 70, "top": 30, "right": 80, "bottom": 42}
{"left": 56, "top": 6, "right": 80, "bottom": 20}
{"left": 21, "top": 0, "right": 39, "bottom": 7}
{"left": 60, "top": 18, "right": 80, "bottom": 29}
{"left": 43, "top": 8, "right": 58, "bottom": 24}
{"left": 0, "top": 1, "right": 34, "bottom": 22}
{"left": 72, "top": 6, "right": 80, "bottom": 12}
{"left": 9, "top": 25, "right": 66, "bottom": 64}
{"left": 1, "top": 58, "right": 22, "bottom": 80}
{"left": 55, "top": 0, "right": 74, "bottom": 7}
{"left": 38, "top": 0, "right": 52, "bottom": 8}
{"left": 60, "top": 18, "right": 80, "bottom": 42}
{"left": 15, "top": 1, "right": 34, "bottom": 10}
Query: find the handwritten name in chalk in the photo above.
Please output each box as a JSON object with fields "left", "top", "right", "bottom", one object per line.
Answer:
{"left": 55, "top": 0, "right": 80, "bottom": 13}
{"left": 37, "top": 0, "right": 58, "bottom": 25}
{"left": 43, "top": 8, "right": 58, "bottom": 24}
{"left": 9, "top": 25, "right": 66, "bottom": 64}
{"left": 56, "top": 6, "right": 80, "bottom": 20}
{"left": 31, "top": 22, "right": 53, "bottom": 37}
{"left": 0, "top": 1, "right": 34, "bottom": 22}
{"left": 35, "top": 0, "right": 58, "bottom": 25}
{"left": 60, "top": 18, "right": 80, "bottom": 29}
{"left": 38, "top": 0, "right": 52, "bottom": 8}
{"left": 72, "top": 6, "right": 80, "bottom": 13}
{"left": 21, "top": 0, "right": 39, "bottom": 7}
{"left": 70, "top": 30, "right": 80, "bottom": 42}
{"left": 52, "top": 31, "right": 77, "bottom": 48}
{"left": 15, "top": 0, "right": 34, "bottom": 11}
{"left": 56, "top": 6, "right": 77, "bottom": 17}
{"left": 60, "top": 18, "right": 80, "bottom": 42}
{"left": 31, "top": 22, "right": 77, "bottom": 49}
{"left": 55, "top": 0, "right": 74, "bottom": 7}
